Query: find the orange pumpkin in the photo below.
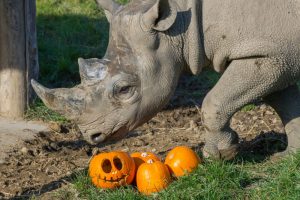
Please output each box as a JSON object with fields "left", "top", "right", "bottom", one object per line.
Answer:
{"left": 165, "top": 146, "right": 201, "bottom": 177}
{"left": 89, "top": 151, "right": 136, "bottom": 189}
{"left": 136, "top": 159, "right": 172, "bottom": 195}
{"left": 131, "top": 152, "right": 161, "bottom": 169}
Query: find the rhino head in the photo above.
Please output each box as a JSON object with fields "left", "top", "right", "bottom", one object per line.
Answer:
{"left": 32, "top": 0, "right": 206, "bottom": 144}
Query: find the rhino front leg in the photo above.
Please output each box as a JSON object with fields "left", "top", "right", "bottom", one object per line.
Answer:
{"left": 265, "top": 85, "right": 300, "bottom": 156}
{"left": 202, "top": 57, "right": 291, "bottom": 160}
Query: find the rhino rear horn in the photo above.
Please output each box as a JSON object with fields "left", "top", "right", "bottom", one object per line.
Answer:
{"left": 78, "top": 58, "right": 108, "bottom": 82}
{"left": 141, "top": 0, "right": 177, "bottom": 32}
{"left": 31, "top": 79, "right": 85, "bottom": 120}
{"left": 95, "top": 0, "right": 122, "bottom": 22}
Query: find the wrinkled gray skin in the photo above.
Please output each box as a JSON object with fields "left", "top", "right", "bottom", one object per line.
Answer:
{"left": 32, "top": 0, "right": 300, "bottom": 160}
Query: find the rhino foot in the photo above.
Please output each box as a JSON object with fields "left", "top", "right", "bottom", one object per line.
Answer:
{"left": 203, "top": 131, "right": 240, "bottom": 160}
{"left": 203, "top": 144, "right": 240, "bottom": 160}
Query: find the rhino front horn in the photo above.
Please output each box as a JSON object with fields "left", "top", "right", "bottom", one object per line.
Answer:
{"left": 31, "top": 79, "right": 85, "bottom": 120}
{"left": 31, "top": 79, "right": 55, "bottom": 106}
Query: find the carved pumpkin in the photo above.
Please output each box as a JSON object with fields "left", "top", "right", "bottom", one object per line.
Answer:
{"left": 136, "top": 160, "right": 172, "bottom": 195}
{"left": 89, "top": 151, "right": 136, "bottom": 189}
{"left": 131, "top": 152, "right": 161, "bottom": 169}
{"left": 165, "top": 146, "right": 201, "bottom": 177}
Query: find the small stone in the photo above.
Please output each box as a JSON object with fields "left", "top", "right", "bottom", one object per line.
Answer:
{"left": 151, "top": 148, "right": 157, "bottom": 153}
{"left": 66, "top": 171, "right": 72, "bottom": 176}
{"left": 49, "top": 142, "right": 59, "bottom": 151}
{"left": 92, "top": 148, "right": 100, "bottom": 156}
{"left": 20, "top": 147, "right": 29, "bottom": 154}
{"left": 252, "top": 116, "right": 258, "bottom": 120}
{"left": 189, "top": 120, "right": 198, "bottom": 129}
{"left": 260, "top": 104, "right": 267, "bottom": 110}
{"left": 48, "top": 122, "right": 61, "bottom": 132}
{"left": 241, "top": 127, "right": 247, "bottom": 131}
{"left": 265, "top": 110, "right": 273, "bottom": 115}
{"left": 132, "top": 139, "right": 145, "bottom": 147}
{"left": 270, "top": 118, "right": 278, "bottom": 124}
{"left": 121, "top": 146, "right": 130, "bottom": 152}
{"left": 0, "top": 159, "right": 7, "bottom": 165}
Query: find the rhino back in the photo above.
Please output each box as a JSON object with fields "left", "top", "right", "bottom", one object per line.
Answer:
{"left": 202, "top": 0, "right": 300, "bottom": 64}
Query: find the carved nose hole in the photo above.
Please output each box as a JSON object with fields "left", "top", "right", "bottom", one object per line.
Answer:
{"left": 102, "top": 159, "right": 112, "bottom": 173}
{"left": 113, "top": 157, "right": 123, "bottom": 170}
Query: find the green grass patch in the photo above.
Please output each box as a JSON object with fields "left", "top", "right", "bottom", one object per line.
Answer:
{"left": 69, "top": 152, "right": 300, "bottom": 199}
{"left": 25, "top": 100, "right": 68, "bottom": 123}
{"left": 36, "top": 0, "right": 110, "bottom": 87}
{"left": 241, "top": 104, "right": 257, "bottom": 112}
{"left": 246, "top": 153, "right": 300, "bottom": 199}
{"left": 73, "top": 160, "right": 250, "bottom": 200}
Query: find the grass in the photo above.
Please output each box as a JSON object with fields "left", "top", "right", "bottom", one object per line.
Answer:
{"left": 25, "top": 100, "right": 68, "bottom": 123}
{"left": 63, "top": 152, "right": 300, "bottom": 200}
{"left": 36, "top": 0, "right": 109, "bottom": 88}
{"left": 241, "top": 104, "right": 256, "bottom": 112}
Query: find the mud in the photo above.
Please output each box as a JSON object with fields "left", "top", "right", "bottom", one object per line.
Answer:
{"left": 0, "top": 75, "right": 286, "bottom": 199}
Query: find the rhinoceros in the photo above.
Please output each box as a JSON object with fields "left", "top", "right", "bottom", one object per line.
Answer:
{"left": 31, "top": 0, "right": 300, "bottom": 160}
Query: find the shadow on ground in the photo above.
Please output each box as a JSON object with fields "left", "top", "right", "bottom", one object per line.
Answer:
{"left": 236, "top": 131, "right": 287, "bottom": 163}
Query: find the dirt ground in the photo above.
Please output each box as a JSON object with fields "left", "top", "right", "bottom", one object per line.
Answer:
{"left": 0, "top": 75, "right": 287, "bottom": 199}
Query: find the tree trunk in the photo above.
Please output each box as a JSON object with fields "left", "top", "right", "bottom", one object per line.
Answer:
{"left": 0, "top": 0, "right": 39, "bottom": 119}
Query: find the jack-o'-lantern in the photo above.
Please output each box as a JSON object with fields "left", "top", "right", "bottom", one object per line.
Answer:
{"left": 89, "top": 151, "right": 136, "bottom": 189}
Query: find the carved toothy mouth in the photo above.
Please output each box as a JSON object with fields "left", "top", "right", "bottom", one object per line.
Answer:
{"left": 99, "top": 174, "right": 128, "bottom": 183}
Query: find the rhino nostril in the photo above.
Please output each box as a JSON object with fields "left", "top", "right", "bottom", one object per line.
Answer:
{"left": 91, "top": 133, "right": 106, "bottom": 143}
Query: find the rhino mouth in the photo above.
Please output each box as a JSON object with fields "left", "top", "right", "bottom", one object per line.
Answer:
{"left": 90, "top": 132, "right": 107, "bottom": 143}
{"left": 89, "top": 126, "right": 128, "bottom": 144}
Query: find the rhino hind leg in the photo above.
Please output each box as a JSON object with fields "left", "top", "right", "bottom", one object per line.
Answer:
{"left": 265, "top": 85, "right": 300, "bottom": 157}
{"left": 202, "top": 57, "right": 293, "bottom": 160}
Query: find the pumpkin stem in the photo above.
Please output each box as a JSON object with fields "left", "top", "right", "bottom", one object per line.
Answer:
{"left": 141, "top": 152, "right": 148, "bottom": 157}
{"left": 147, "top": 159, "right": 154, "bottom": 164}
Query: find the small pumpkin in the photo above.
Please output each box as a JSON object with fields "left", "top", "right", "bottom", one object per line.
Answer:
{"left": 165, "top": 146, "right": 201, "bottom": 177}
{"left": 136, "top": 159, "right": 172, "bottom": 195}
{"left": 89, "top": 151, "right": 136, "bottom": 189}
{"left": 131, "top": 152, "right": 161, "bottom": 169}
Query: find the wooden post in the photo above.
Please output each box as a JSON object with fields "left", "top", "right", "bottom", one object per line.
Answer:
{"left": 0, "top": 0, "right": 39, "bottom": 119}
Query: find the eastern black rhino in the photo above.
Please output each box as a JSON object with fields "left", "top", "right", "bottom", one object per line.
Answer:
{"left": 32, "top": 0, "right": 300, "bottom": 159}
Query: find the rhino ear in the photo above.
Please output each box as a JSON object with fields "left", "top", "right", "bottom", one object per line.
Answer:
{"left": 141, "top": 0, "right": 177, "bottom": 32}
{"left": 95, "top": 0, "right": 122, "bottom": 22}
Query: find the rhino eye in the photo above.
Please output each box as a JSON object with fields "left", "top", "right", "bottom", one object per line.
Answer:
{"left": 113, "top": 84, "right": 135, "bottom": 100}
{"left": 119, "top": 86, "right": 131, "bottom": 94}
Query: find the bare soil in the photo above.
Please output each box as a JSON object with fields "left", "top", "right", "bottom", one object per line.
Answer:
{"left": 0, "top": 75, "right": 287, "bottom": 199}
